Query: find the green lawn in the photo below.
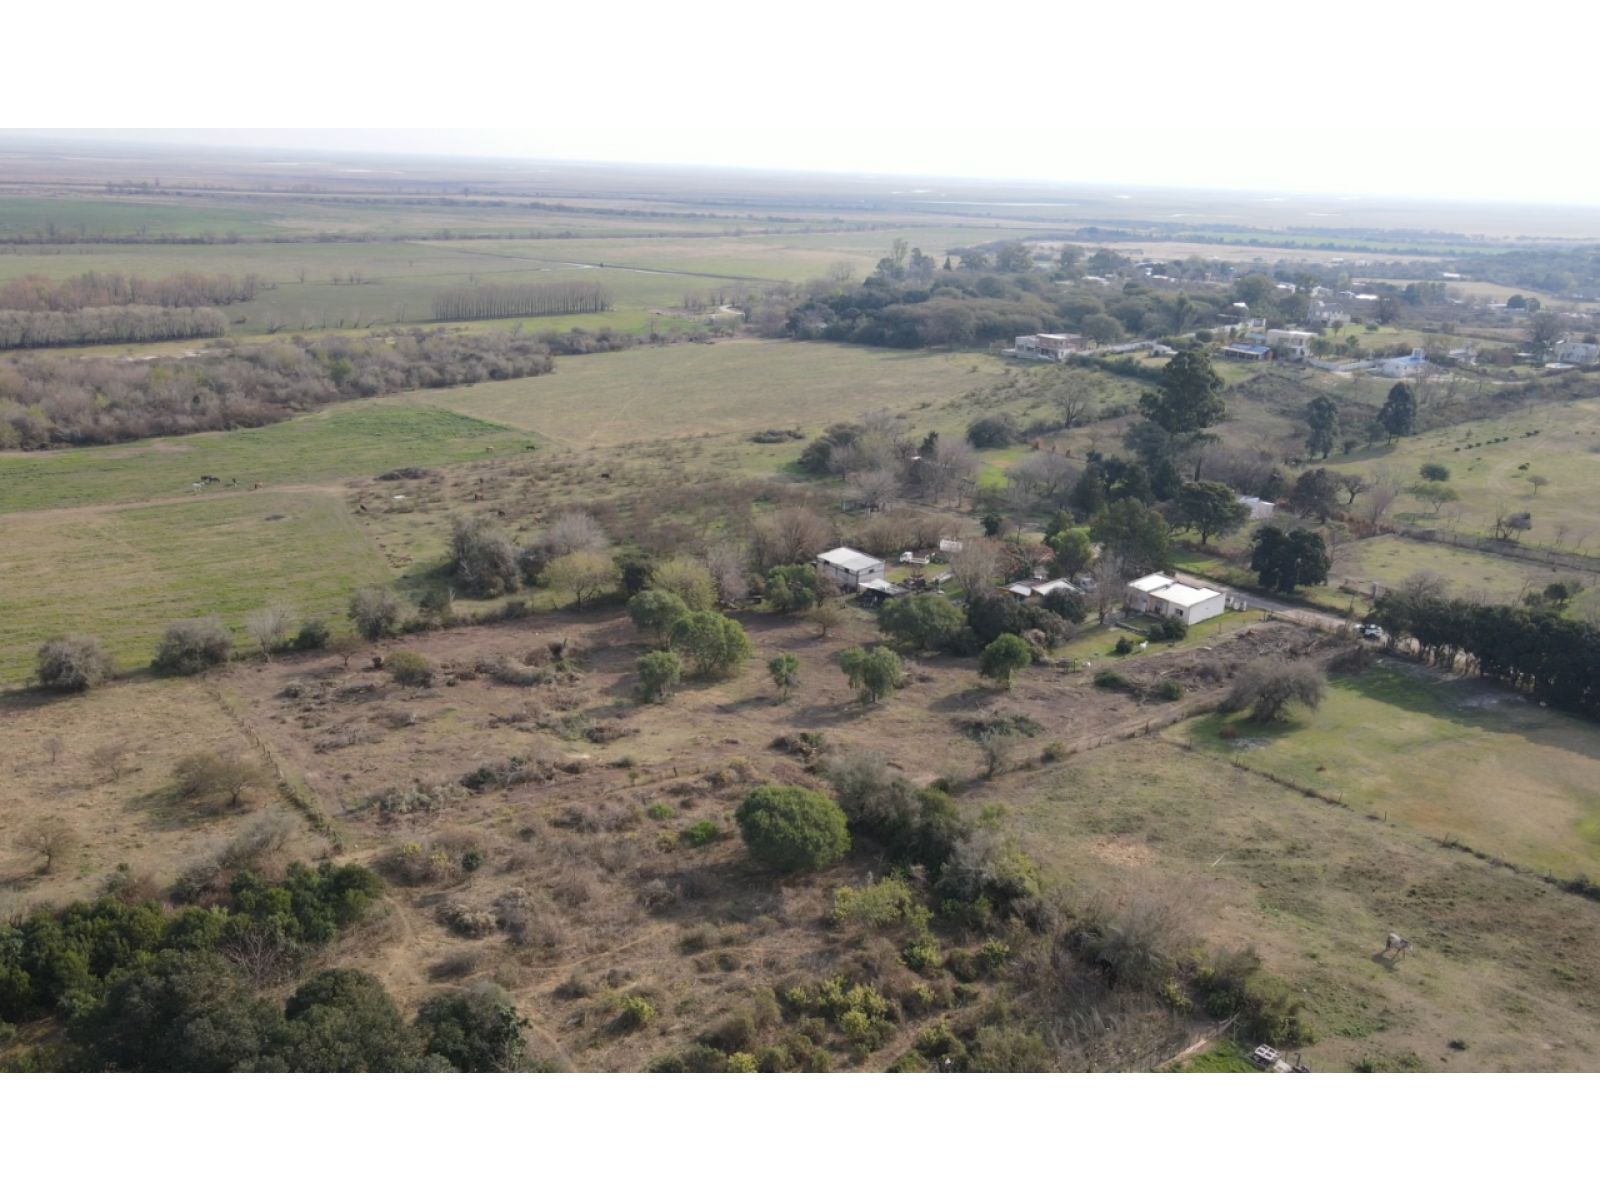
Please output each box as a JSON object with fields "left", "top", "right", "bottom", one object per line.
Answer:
{"left": 0, "top": 403, "right": 512, "bottom": 514}
{"left": 1176, "top": 658, "right": 1600, "bottom": 879}
{"left": 1329, "top": 534, "right": 1591, "bottom": 603}
{"left": 419, "top": 340, "right": 1004, "bottom": 446}
{"left": 0, "top": 489, "right": 389, "bottom": 682}
{"left": 1340, "top": 397, "right": 1600, "bottom": 551}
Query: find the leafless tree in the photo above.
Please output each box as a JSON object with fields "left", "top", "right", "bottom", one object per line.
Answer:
{"left": 949, "top": 539, "right": 1002, "bottom": 598}
{"left": 750, "top": 506, "right": 833, "bottom": 571}
{"left": 1335, "top": 472, "right": 1370, "bottom": 507}
{"left": 849, "top": 465, "right": 904, "bottom": 512}
{"left": 1009, "top": 453, "right": 1078, "bottom": 507}
{"left": 18, "top": 817, "right": 79, "bottom": 874}
{"left": 174, "top": 750, "right": 272, "bottom": 812}
{"left": 245, "top": 604, "right": 296, "bottom": 660}
{"left": 1363, "top": 474, "right": 1402, "bottom": 524}
{"left": 1091, "top": 551, "right": 1129, "bottom": 624}
{"left": 927, "top": 437, "right": 981, "bottom": 507}
{"left": 88, "top": 740, "right": 131, "bottom": 782}
{"left": 1051, "top": 375, "right": 1100, "bottom": 429}
{"left": 703, "top": 541, "right": 750, "bottom": 607}
{"left": 43, "top": 735, "right": 64, "bottom": 766}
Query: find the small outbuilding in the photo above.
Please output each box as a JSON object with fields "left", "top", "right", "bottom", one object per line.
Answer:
{"left": 1237, "top": 495, "right": 1276, "bottom": 520}
{"left": 1126, "top": 573, "right": 1226, "bottom": 626}
{"left": 816, "top": 546, "right": 887, "bottom": 592}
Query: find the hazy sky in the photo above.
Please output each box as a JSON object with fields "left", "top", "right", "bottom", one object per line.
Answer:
{"left": 29, "top": 126, "right": 1600, "bottom": 207}
{"left": 12, "top": 0, "right": 1600, "bottom": 206}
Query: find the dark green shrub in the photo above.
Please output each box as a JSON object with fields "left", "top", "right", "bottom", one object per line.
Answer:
{"left": 735, "top": 785, "right": 851, "bottom": 873}
{"left": 293, "top": 618, "right": 331, "bottom": 651}
{"left": 679, "top": 820, "right": 722, "bottom": 848}
{"left": 1156, "top": 679, "right": 1184, "bottom": 701}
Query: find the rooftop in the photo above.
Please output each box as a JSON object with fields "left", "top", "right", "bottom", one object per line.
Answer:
{"left": 816, "top": 546, "right": 883, "bottom": 572}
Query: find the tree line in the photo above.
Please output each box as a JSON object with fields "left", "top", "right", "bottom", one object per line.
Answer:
{"left": 0, "top": 304, "right": 229, "bottom": 349}
{"left": 1372, "top": 590, "right": 1600, "bottom": 717}
{"left": 430, "top": 281, "right": 611, "bottom": 321}
{"left": 0, "top": 271, "right": 262, "bottom": 312}
{"left": 0, "top": 329, "right": 556, "bottom": 448}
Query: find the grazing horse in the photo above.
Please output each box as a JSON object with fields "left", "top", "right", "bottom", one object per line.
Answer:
{"left": 1381, "top": 933, "right": 1412, "bottom": 960}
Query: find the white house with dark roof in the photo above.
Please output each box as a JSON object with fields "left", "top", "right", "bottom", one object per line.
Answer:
{"left": 816, "top": 547, "right": 886, "bottom": 592}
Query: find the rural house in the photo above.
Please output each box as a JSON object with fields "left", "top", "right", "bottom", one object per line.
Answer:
{"left": 1553, "top": 340, "right": 1600, "bottom": 365}
{"left": 816, "top": 546, "right": 887, "bottom": 591}
{"left": 1125, "top": 573, "right": 1226, "bottom": 626}
{"left": 1265, "top": 329, "right": 1315, "bottom": 361}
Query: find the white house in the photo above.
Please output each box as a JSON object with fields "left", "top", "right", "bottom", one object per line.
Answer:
{"left": 1553, "top": 340, "right": 1600, "bottom": 365}
{"left": 1125, "top": 573, "right": 1226, "bottom": 626}
{"left": 1265, "top": 329, "right": 1315, "bottom": 361}
{"left": 1237, "top": 495, "right": 1276, "bottom": 520}
{"left": 816, "top": 547, "right": 886, "bottom": 592}
{"left": 1373, "top": 348, "right": 1429, "bottom": 378}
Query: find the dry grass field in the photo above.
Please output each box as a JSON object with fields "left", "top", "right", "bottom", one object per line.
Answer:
{"left": 8, "top": 600, "right": 1599, "bottom": 1071}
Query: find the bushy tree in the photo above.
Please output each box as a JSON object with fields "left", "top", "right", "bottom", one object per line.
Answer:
{"left": 669, "top": 611, "right": 751, "bottom": 678}
{"left": 1248, "top": 527, "right": 1330, "bottom": 593}
{"left": 839, "top": 646, "right": 904, "bottom": 704}
{"left": 767, "top": 653, "right": 800, "bottom": 700}
{"left": 74, "top": 950, "right": 286, "bottom": 1072}
{"left": 543, "top": 550, "right": 620, "bottom": 607}
{"left": 1305, "top": 395, "right": 1340, "bottom": 460}
{"left": 349, "top": 586, "right": 406, "bottom": 642}
{"left": 414, "top": 983, "right": 530, "bottom": 1072}
{"left": 628, "top": 588, "right": 690, "bottom": 646}
{"left": 1138, "top": 349, "right": 1225, "bottom": 435}
{"left": 1224, "top": 662, "right": 1326, "bottom": 723}
{"left": 518, "top": 510, "right": 610, "bottom": 583}
{"left": 979, "top": 633, "right": 1033, "bottom": 690}
{"left": 36, "top": 635, "right": 114, "bottom": 692}
{"left": 651, "top": 557, "right": 717, "bottom": 611}
{"left": 449, "top": 515, "right": 520, "bottom": 598}
{"left": 385, "top": 650, "right": 436, "bottom": 687}
{"left": 1175, "top": 481, "right": 1249, "bottom": 545}
{"left": 1090, "top": 499, "right": 1170, "bottom": 575}
{"left": 1287, "top": 468, "right": 1342, "bottom": 523}
{"left": 151, "top": 616, "right": 232, "bottom": 675}
{"left": 636, "top": 650, "right": 683, "bottom": 703}
{"left": 735, "top": 785, "right": 851, "bottom": 873}
{"left": 1419, "top": 462, "right": 1450, "bottom": 482}
{"left": 966, "top": 413, "right": 1020, "bottom": 449}
{"left": 280, "top": 969, "right": 421, "bottom": 1072}
{"left": 293, "top": 618, "right": 331, "bottom": 652}
{"left": 1378, "top": 382, "right": 1416, "bottom": 441}
{"left": 878, "top": 593, "right": 964, "bottom": 652}
{"left": 1048, "top": 526, "right": 1094, "bottom": 576}
{"left": 765, "top": 564, "right": 823, "bottom": 614}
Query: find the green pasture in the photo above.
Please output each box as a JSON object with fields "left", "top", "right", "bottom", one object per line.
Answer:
{"left": 0, "top": 403, "right": 511, "bottom": 514}
{"left": 0, "top": 489, "right": 388, "bottom": 683}
{"left": 1342, "top": 397, "right": 1600, "bottom": 550}
{"left": 419, "top": 340, "right": 1004, "bottom": 446}
{"left": 1178, "top": 658, "right": 1600, "bottom": 880}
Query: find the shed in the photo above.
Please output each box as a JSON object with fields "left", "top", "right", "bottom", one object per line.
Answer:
{"left": 816, "top": 546, "right": 887, "bottom": 591}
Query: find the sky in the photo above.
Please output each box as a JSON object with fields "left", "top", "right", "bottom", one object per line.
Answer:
{"left": 11, "top": 0, "right": 1600, "bottom": 206}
